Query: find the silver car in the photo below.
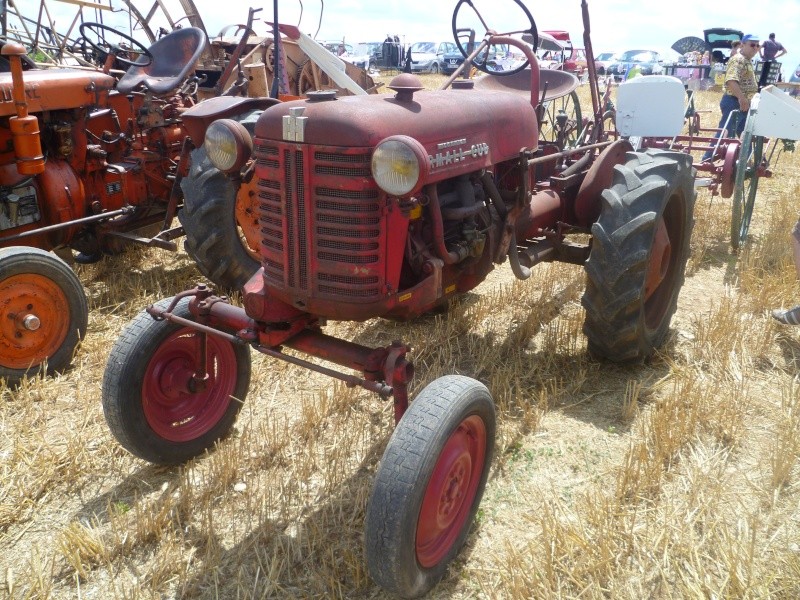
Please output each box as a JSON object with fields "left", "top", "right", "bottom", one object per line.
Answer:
{"left": 408, "top": 41, "right": 458, "bottom": 74}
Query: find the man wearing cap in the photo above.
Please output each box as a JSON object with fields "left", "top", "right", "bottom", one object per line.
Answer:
{"left": 703, "top": 33, "right": 760, "bottom": 160}
{"left": 722, "top": 34, "right": 760, "bottom": 134}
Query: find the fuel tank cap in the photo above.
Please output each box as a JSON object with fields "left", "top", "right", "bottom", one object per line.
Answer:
{"left": 305, "top": 89, "right": 338, "bottom": 102}
{"left": 388, "top": 73, "right": 424, "bottom": 101}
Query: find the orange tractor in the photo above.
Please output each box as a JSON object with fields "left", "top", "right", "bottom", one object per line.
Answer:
{"left": 0, "top": 23, "right": 281, "bottom": 385}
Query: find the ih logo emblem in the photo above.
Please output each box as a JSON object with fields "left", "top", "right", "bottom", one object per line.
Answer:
{"left": 283, "top": 107, "right": 308, "bottom": 142}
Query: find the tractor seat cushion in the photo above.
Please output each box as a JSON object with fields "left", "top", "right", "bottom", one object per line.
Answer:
{"left": 117, "top": 27, "right": 207, "bottom": 95}
{"left": 473, "top": 68, "right": 580, "bottom": 102}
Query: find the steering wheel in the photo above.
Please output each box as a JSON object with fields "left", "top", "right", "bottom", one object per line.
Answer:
{"left": 78, "top": 22, "right": 153, "bottom": 68}
{"left": 451, "top": 0, "right": 537, "bottom": 76}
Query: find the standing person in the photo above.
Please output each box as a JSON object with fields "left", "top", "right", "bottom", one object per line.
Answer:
{"left": 702, "top": 34, "right": 760, "bottom": 160}
{"left": 393, "top": 34, "right": 401, "bottom": 67}
{"left": 731, "top": 40, "right": 741, "bottom": 57}
{"left": 772, "top": 219, "right": 800, "bottom": 324}
{"left": 383, "top": 34, "right": 393, "bottom": 69}
{"left": 760, "top": 33, "right": 788, "bottom": 86}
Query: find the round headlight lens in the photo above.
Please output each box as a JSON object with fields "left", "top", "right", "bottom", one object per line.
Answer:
{"left": 204, "top": 119, "right": 253, "bottom": 173}
{"left": 371, "top": 138, "right": 422, "bottom": 196}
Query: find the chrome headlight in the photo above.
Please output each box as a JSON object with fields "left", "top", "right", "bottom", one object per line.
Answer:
{"left": 204, "top": 119, "right": 253, "bottom": 173}
{"left": 371, "top": 136, "right": 428, "bottom": 197}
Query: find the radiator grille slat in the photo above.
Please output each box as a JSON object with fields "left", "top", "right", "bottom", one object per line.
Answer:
{"left": 255, "top": 141, "right": 385, "bottom": 303}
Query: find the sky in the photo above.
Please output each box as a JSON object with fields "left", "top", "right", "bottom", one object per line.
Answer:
{"left": 20, "top": 0, "right": 800, "bottom": 78}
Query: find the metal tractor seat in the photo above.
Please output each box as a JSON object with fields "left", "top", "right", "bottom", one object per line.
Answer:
{"left": 473, "top": 68, "right": 580, "bottom": 102}
{"left": 116, "top": 27, "right": 207, "bottom": 95}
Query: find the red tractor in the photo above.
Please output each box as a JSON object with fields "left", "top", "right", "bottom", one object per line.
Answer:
{"left": 102, "top": 0, "right": 695, "bottom": 596}
{"left": 0, "top": 23, "right": 278, "bottom": 384}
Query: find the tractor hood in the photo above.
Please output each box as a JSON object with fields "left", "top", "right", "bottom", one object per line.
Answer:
{"left": 0, "top": 68, "right": 115, "bottom": 117}
{"left": 254, "top": 84, "right": 538, "bottom": 176}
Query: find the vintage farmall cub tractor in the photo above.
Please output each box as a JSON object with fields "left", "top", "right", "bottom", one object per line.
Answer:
{"left": 0, "top": 23, "right": 282, "bottom": 385}
{"left": 102, "top": 0, "right": 695, "bottom": 597}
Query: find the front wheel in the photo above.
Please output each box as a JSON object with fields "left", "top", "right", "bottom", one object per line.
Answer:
{"left": 365, "top": 375, "right": 495, "bottom": 598}
{"left": 0, "top": 247, "right": 88, "bottom": 385}
{"left": 102, "top": 297, "right": 251, "bottom": 465}
{"left": 582, "top": 149, "right": 695, "bottom": 362}
{"left": 179, "top": 147, "right": 261, "bottom": 290}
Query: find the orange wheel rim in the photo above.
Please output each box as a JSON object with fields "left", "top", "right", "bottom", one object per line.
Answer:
{"left": 0, "top": 273, "right": 71, "bottom": 370}
{"left": 235, "top": 179, "right": 262, "bottom": 261}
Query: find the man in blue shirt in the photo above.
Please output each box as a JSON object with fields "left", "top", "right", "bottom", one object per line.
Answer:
{"left": 759, "top": 33, "right": 787, "bottom": 86}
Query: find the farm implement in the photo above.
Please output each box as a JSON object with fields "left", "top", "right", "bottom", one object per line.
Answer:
{"left": 0, "top": 1, "right": 382, "bottom": 385}
{"left": 647, "top": 85, "right": 800, "bottom": 249}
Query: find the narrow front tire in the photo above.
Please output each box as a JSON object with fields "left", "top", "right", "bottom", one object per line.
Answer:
{"left": 365, "top": 375, "right": 495, "bottom": 598}
{"left": 102, "top": 297, "right": 251, "bottom": 465}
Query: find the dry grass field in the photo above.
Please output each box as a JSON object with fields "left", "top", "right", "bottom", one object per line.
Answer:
{"left": 3, "top": 73, "right": 800, "bottom": 599}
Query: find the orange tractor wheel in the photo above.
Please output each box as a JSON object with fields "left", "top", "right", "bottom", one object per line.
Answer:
{"left": 0, "top": 247, "right": 88, "bottom": 385}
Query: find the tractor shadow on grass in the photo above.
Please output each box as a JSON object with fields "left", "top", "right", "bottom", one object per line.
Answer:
{"left": 345, "top": 284, "right": 675, "bottom": 439}
{"left": 78, "top": 430, "right": 490, "bottom": 598}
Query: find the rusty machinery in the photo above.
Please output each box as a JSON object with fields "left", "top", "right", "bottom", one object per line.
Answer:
{"left": 101, "top": 1, "right": 698, "bottom": 597}
{"left": 0, "top": 22, "right": 282, "bottom": 385}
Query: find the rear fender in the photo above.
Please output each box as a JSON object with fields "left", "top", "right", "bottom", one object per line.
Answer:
{"left": 181, "top": 96, "right": 281, "bottom": 146}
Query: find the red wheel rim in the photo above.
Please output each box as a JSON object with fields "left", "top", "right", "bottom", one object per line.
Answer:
{"left": 416, "top": 414, "right": 487, "bottom": 568}
{"left": 142, "top": 329, "right": 239, "bottom": 442}
{"left": 644, "top": 192, "right": 686, "bottom": 331}
{"left": 0, "top": 273, "right": 70, "bottom": 370}
{"left": 644, "top": 218, "right": 671, "bottom": 302}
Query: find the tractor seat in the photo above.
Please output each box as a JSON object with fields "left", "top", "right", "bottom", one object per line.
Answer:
{"left": 117, "top": 27, "right": 207, "bottom": 95}
{"left": 473, "top": 68, "right": 580, "bottom": 102}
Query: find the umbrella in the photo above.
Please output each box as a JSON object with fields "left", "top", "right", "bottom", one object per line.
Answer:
{"left": 671, "top": 36, "right": 708, "bottom": 55}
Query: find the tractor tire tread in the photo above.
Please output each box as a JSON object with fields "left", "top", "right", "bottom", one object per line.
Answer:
{"left": 365, "top": 375, "right": 495, "bottom": 598}
{"left": 179, "top": 148, "right": 259, "bottom": 291}
{"left": 582, "top": 149, "right": 694, "bottom": 362}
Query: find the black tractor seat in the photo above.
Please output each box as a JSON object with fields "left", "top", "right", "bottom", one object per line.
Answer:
{"left": 116, "top": 27, "right": 207, "bottom": 95}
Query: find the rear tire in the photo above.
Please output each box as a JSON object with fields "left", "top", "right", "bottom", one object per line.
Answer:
{"left": 582, "top": 149, "right": 695, "bottom": 362}
{"left": 0, "top": 247, "right": 87, "bottom": 385}
{"left": 102, "top": 297, "right": 251, "bottom": 465}
{"left": 365, "top": 375, "right": 495, "bottom": 598}
{"left": 179, "top": 147, "right": 261, "bottom": 290}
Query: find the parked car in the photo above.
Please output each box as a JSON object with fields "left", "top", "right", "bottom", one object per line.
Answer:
{"left": 319, "top": 41, "right": 370, "bottom": 70}
{"left": 408, "top": 41, "right": 458, "bottom": 74}
{"left": 356, "top": 41, "right": 404, "bottom": 70}
{"left": 789, "top": 62, "right": 800, "bottom": 96}
{"left": 607, "top": 49, "right": 664, "bottom": 81}
{"left": 541, "top": 30, "right": 585, "bottom": 73}
{"left": 442, "top": 47, "right": 466, "bottom": 75}
{"left": 594, "top": 51, "right": 618, "bottom": 74}
{"left": 356, "top": 41, "right": 384, "bottom": 70}
{"left": 704, "top": 27, "right": 743, "bottom": 64}
{"left": 442, "top": 43, "right": 510, "bottom": 74}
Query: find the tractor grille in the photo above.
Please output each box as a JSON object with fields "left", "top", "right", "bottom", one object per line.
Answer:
{"left": 254, "top": 140, "right": 384, "bottom": 303}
